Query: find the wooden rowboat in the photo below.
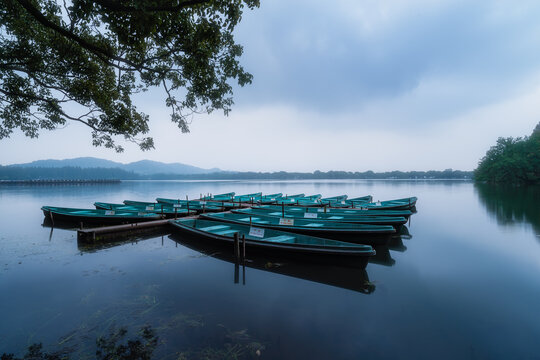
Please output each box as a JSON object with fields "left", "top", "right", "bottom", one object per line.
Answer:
{"left": 359, "top": 197, "right": 418, "bottom": 210}
{"left": 233, "top": 208, "right": 407, "bottom": 230}
{"left": 94, "top": 202, "right": 195, "bottom": 218}
{"left": 200, "top": 212, "right": 395, "bottom": 246}
{"left": 252, "top": 205, "right": 413, "bottom": 218}
{"left": 41, "top": 206, "right": 161, "bottom": 224}
{"left": 155, "top": 198, "right": 229, "bottom": 211}
{"left": 200, "top": 192, "right": 236, "bottom": 201}
{"left": 169, "top": 218, "right": 376, "bottom": 268}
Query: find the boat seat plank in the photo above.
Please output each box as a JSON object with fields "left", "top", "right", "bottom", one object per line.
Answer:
{"left": 213, "top": 229, "right": 239, "bottom": 235}
{"left": 199, "top": 225, "right": 231, "bottom": 232}
{"left": 264, "top": 235, "right": 296, "bottom": 243}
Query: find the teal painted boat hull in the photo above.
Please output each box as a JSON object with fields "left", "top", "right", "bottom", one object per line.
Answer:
{"left": 253, "top": 205, "right": 413, "bottom": 218}
{"left": 42, "top": 206, "right": 161, "bottom": 225}
{"left": 360, "top": 197, "right": 418, "bottom": 210}
{"left": 200, "top": 212, "right": 395, "bottom": 246}
{"left": 233, "top": 208, "right": 407, "bottom": 230}
{"left": 155, "top": 198, "right": 231, "bottom": 211}
{"left": 94, "top": 202, "right": 194, "bottom": 218}
{"left": 170, "top": 218, "right": 375, "bottom": 268}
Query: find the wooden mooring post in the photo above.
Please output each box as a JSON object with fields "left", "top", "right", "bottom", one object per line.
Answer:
{"left": 233, "top": 232, "right": 240, "bottom": 262}
{"left": 242, "top": 234, "right": 246, "bottom": 260}
{"left": 234, "top": 263, "right": 239, "bottom": 284}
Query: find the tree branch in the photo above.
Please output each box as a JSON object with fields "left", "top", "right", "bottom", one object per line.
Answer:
{"left": 93, "top": 0, "right": 211, "bottom": 13}
{"left": 15, "top": 0, "right": 157, "bottom": 72}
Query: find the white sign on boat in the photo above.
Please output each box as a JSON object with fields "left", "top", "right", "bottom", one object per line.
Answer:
{"left": 249, "top": 227, "right": 265, "bottom": 238}
{"left": 279, "top": 218, "right": 294, "bottom": 226}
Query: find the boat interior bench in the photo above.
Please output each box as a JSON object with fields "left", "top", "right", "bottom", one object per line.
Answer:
{"left": 304, "top": 223, "right": 324, "bottom": 227}
{"left": 214, "top": 229, "right": 239, "bottom": 236}
{"left": 199, "top": 224, "right": 239, "bottom": 236}
{"left": 200, "top": 225, "right": 230, "bottom": 232}
{"left": 264, "top": 235, "right": 295, "bottom": 243}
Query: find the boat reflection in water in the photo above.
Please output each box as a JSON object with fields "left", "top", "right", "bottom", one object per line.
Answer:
{"left": 388, "top": 236, "right": 407, "bottom": 252}
{"left": 398, "top": 225, "right": 412, "bottom": 239}
{"left": 169, "top": 233, "right": 376, "bottom": 294}
{"left": 42, "top": 217, "right": 171, "bottom": 251}
{"left": 370, "top": 245, "right": 395, "bottom": 266}
{"left": 76, "top": 232, "right": 170, "bottom": 253}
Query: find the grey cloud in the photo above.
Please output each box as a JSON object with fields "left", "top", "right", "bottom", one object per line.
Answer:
{"left": 232, "top": 0, "right": 540, "bottom": 122}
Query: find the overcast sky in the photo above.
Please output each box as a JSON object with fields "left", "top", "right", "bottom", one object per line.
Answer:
{"left": 2, "top": 0, "right": 540, "bottom": 172}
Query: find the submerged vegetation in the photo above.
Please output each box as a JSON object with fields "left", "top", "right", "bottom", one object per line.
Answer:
{"left": 0, "top": 326, "right": 157, "bottom": 360}
{"left": 1, "top": 323, "right": 265, "bottom": 360}
{"left": 475, "top": 123, "right": 540, "bottom": 184}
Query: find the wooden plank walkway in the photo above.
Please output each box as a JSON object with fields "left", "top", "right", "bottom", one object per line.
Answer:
{"left": 75, "top": 201, "right": 266, "bottom": 244}
{"left": 77, "top": 216, "right": 198, "bottom": 244}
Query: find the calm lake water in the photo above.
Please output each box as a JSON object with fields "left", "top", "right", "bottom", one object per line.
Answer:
{"left": 1, "top": 180, "right": 540, "bottom": 359}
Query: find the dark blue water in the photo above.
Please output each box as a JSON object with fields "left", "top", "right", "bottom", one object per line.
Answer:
{"left": 1, "top": 180, "right": 539, "bottom": 359}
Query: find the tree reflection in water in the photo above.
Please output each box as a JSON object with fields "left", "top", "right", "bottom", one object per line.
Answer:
{"left": 475, "top": 183, "right": 540, "bottom": 235}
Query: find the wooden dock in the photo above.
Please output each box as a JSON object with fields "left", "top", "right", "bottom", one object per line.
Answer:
{"left": 77, "top": 218, "right": 187, "bottom": 243}
{"left": 75, "top": 202, "right": 255, "bottom": 244}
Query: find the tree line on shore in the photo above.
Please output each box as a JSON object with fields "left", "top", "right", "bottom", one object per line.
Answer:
{"left": 475, "top": 123, "right": 540, "bottom": 184}
{"left": 0, "top": 166, "right": 472, "bottom": 181}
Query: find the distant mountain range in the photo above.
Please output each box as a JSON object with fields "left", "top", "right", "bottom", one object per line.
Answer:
{"left": 8, "top": 157, "right": 221, "bottom": 175}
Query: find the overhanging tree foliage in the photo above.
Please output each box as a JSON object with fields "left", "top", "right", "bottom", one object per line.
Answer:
{"left": 475, "top": 123, "right": 540, "bottom": 184}
{"left": 0, "top": 0, "right": 258, "bottom": 151}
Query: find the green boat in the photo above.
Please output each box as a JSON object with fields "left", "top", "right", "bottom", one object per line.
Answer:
{"left": 320, "top": 195, "right": 372, "bottom": 208}
{"left": 124, "top": 199, "right": 221, "bottom": 212}
{"left": 348, "top": 195, "right": 373, "bottom": 203}
{"left": 275, "top": 197, "right": 300, "bottom": 205}
{"left": 233, "top": 192, "right": 263, "bottom": 202}
{"left": 303, "top": 194, "right": 322, "bottom": 200}
{"left": 41, "top": 206, "right": 161, "bottom": 224}
{"left": 94, "top": 202, "right": 195, "bottom": 218}
{"left": 155, "top": 198, "right": 229, "bottom": 211}
{"left": 282, "top": 193, "right": 305, "bottom": 198}
{"left": 294, "top": 198, "right": 322, "bottom": 207}
{"left": 257, "top": 193, "right": 282, "bottom": 204}
{"left": 123, "top": 200, "right": 158, "bottom": 207}
{"left": 321, "top": 195, "right": 348, "bottom": 204}
{"left": 275, "top": 196, "right": 322, "bottom": 207}
{"left": 200, "top": 212, "right": 395, "bottom": 246}
{"left": 169, "top": 218, "right": 375, "bottom": 268}
{"left": 253, "top": 205, "right": 413, "bottom": 218}
{"left": 359, "top": 197, "right": 418, "bottom": 210}
{"left": 233, "top": 208, "right": 407, "bottom": 230}
{"left": 200, "top": 192, "right": 236, "bottom": 201}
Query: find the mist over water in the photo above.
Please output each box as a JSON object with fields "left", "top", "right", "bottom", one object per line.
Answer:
{"left": 1, "top": 180, "right": 540, "bottom": 359}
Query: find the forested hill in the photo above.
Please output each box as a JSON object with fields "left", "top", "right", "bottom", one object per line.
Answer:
{"left": 475, "top": 123, "right": 540, "bottom": 184}
{"left": 0, "top": 166, "right": 472, "bottom": 181}
{"left": 12, "top": 157, "right": 220, "bottom": 175}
